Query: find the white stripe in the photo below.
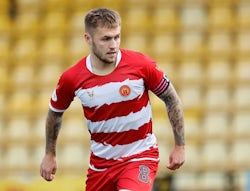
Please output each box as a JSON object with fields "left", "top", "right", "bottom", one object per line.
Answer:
{"left": 75, "top": 78, "right": 145, "bottom": 108}
{"left": 89, "top": 158, "right": 159, "bottom": 172}
{"left": 49, "top": 102, "right": 66, "bottom": 112}
{"left": 88, "top": 164, "right": 107, "bottom": 172}
{"left": 91, "top": 133, "right": 157, "bottom": 160}
{"left": 128, "top": 157, "right": 160, "bottom": 162}
{"left": 88, "top": 101, "right": 152, "bottom": 133}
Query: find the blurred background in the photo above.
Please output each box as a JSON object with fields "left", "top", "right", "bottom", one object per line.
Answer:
{"left": 0, "top": 0, "right": 250, "bottom": 190}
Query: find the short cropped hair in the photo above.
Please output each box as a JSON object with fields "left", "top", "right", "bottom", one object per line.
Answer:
{"left": 84, "top": 8, "right": 121, "bottom": 33}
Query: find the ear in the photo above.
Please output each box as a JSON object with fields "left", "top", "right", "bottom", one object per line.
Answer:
{"left": 84, "top": 33, "right": 91, "bottom": 45}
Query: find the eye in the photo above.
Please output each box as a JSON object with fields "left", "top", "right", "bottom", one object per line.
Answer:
{"left": 101, "top": 35, "right": 111, "bottom": 41}
{"left": 102, "top": 37, "right": 110, "bottom": 41}
{"left": 115, "top": 35, "right": 120, "bottom": 40}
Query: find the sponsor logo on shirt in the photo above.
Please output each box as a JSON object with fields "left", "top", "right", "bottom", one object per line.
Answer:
{"left": 87, "top": 90, "right": 94, "bottom": 100}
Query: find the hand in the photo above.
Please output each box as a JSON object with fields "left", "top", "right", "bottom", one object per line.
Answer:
{"left": 167, "top": 145, "right": 185, "bottom": 170}
{"left": 40, "top": 153, "right": 57, "bottom": 181}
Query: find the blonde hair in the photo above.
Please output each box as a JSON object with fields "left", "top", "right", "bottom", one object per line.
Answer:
{"left": 84, "top": 8, "right": 121, "bottom": 33}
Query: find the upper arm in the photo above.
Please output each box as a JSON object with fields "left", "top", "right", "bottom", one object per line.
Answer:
{"left": 157, "top": 83, "right": 182, "bottom": 110}
{"left": 48, "top": 108, "right": 64, "bottom": 117}
{"left": 46, "top": 108, "right": 64, "bottom": 127}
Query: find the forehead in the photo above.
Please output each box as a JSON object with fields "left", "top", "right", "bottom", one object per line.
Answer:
{"left": 93, "top": 25, "right": 121, "bottom": 37}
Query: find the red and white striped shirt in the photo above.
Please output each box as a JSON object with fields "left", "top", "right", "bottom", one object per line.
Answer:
{"left": 49, "top": 49, "right": 169, "bottom": 171}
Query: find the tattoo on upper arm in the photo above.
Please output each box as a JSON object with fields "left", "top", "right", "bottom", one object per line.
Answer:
{"left": 158, "top": 84, "right": 185, "bottom": 146}
{"left": 45, "top": 109, "right": 63, "bottom": 154}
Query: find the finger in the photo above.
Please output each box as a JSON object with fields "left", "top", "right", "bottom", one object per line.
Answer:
{"left": 167, "top": 164, "right": 179, "bottom": 170}
{"left": 42, "top": 171, "right": 50, "bottom": 181}
{"left": 167, "top": 162, "right": 175, "bottom": 170}
{"left": 52, "top": 167, "right": 57, "bottom": 175}
{"left": 167, "top": 158, "right": 176, "bottom": 168}
{"left": 167, "top": 161, "right": 182, "bottom": 170}
{"left": 167, "top": 165, "right": 176, "bottom": 170}
{"left": 41, "top": 169, "right": 54, "bottom": 181}
{"left": 46, "top": 175, "right": 52, "bottom": 181}
{"left": 50, "top": 174, "right": 55, "bottom": 180}
{"left": 45, "top": 173, "right": 54, "bottom": 181}
{"left": 180, "top": 160, "right": 185, "bottom": 166}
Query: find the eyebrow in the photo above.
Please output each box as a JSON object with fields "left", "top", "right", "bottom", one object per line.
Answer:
{"left": 102, "top": 33, "right": 120, "bottom": 39}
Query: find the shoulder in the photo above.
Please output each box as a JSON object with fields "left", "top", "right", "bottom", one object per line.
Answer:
{"left": 120, "top": 49, "right": 158, "bottom": 76}
{"left": 57, "top": 57, "right": 88, "bottom": 91}
{"left": 61, "top": 57, "right": 87, "bottom": 80}
{"left": 120, "top": 49, "right": 155, "bottom": 64}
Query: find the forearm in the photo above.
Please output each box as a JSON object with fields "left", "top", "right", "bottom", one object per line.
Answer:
{"left": 158, "top": 83, "right": 185, "bottom": 146}
{"left": 45, "top": 109, "right": 63, "bottom": 155}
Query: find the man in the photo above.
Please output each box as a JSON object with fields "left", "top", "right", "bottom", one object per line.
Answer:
{"left": 40, "top": 8, "right": 185, "bottom": 191}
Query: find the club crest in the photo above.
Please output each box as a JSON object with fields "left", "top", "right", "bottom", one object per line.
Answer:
{"left": 119, "top": 85, "right": 131, "bottom": 97}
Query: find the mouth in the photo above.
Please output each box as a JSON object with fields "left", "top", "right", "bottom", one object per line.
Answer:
{"left": 107, "top": 51, "right": 117, "bottom": 55}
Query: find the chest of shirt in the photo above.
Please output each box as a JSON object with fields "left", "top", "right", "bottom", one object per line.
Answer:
{"left": 74, "top": 77, "right": 145, "bottom": 108}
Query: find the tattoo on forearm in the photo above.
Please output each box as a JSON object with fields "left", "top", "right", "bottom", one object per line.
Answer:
{"left": 45, "top": 110, "right": 63, "bottom": 154}
{"left": 159, "top": 84, "right": 185, "bottom": 146}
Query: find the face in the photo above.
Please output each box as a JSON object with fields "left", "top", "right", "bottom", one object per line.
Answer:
{"left": 85, "top": 26, "right": 121, "bottom": 65}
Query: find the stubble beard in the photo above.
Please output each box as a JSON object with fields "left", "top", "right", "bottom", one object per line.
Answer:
{"left": 92, "top": 42, "right": 116, "bottom": 64}
{"left": 93, "top": 50, "right": 115, "bottom": 64}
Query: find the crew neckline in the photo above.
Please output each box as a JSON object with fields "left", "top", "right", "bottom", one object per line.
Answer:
{"left": 86, "top": 50, "right": 122, "bottom": 73}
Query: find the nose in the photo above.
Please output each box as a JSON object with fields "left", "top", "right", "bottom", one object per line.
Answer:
{"left": 109, "top": 39, "right": 116, "bottom": 49}
{"left": 109, "top": 38, "right": 119, "bottom": 49}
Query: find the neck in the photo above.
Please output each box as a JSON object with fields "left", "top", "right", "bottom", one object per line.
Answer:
{"left": 90, "top": 56, "right": 116, "bottom": 75}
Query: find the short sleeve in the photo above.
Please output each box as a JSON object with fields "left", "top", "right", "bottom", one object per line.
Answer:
{"left": 143, "top": 57, "right": 170, "bottom": 96}
{"left": 49, "top": 72, "right": 75, "bottom": 112}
